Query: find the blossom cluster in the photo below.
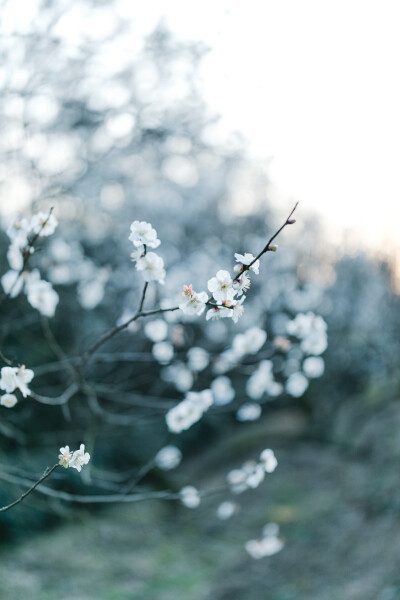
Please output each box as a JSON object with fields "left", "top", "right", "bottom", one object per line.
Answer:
{"left": 166, "top": 389, "right": 213, "bottom": 433}
{"left": 179, "top": 252, "right": 261, "bottom": 323}
{"left": 58, "top": 444, "right": 91, "bottom": 472}
{"left": 2, "top": 213, "right": 59, "bottom": 317}
{"left": 0, "top": 365, "right": 34, "bottom": 408}
{"left": 129, "top": 221, "right": 165, "bottom": 285}
{"left": 227, "top": 449, "right": 278, "bottom": 494}
{"left": 245, "top": 522, "right": 284, "bottom": 559}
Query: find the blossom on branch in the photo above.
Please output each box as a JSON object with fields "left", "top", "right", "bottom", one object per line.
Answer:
{"left": 129, "top": 221, "right": 160, "bottom": 248}
{"left": 0, "top": 365, "right": 34, "bottom": 398}
{"left": 0, "top": 393, "right": 18, "bottom": 408}
{"left": 59, "top": 444, "right": 90, "bottom": 472}
{"left": 179, "top": 284, "right": 208, "bottom": 316}
{"left": 208, "top": 270, "right": 236, "bottom": 303}
{"left": 234, "top": 252, "right": 260, "bottom": 274}
{"left": 136, "top": 252, "right": 166, "bottom": 284}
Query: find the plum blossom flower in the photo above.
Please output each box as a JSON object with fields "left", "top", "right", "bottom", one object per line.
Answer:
{"left": 69, "top": 444, "right": 91, "bottom": 472}
{"left": 58, "top": 446, "right": 73, "bottom": 468}
{"left": 236, "top": 402, "right": 262, "bottom": 422}
{"left": 1, "top": 270, "right": 24, "bottom": 298}
{"left": 285, "top": 372, "right": 309, "bottom": 397}
{"left": 303, "top": 356, "right": 325, "bottom": 378}
{"left": 232, "top": 327, "right": 267, "bottom": 357}
{"left": 180, "top": 485, "right": 201, "bottom": 508}
{"left": 166, "top": 389, "right": 213, "bottom": 433}
{"left": 136, "top": 252, "right": 166, "bottom": 284}
{"left": 234, "top": 252, "right": 260, "bottom": 275}
{"left": 1, "top": 393, "right": 18, "bottom": 408}
{"left": 155, "top": 445, "right": 182, "bottom": 470}
{"left": 208, "top": 270, "right": 236, "bottom": 303}
{"left": 25, "top": 277, "right": 59, "bottom": 317}
{"left": 260, "top": 449, "right": 278, "bottom": 473}
{"left": 144, "top": 319, "right": 168, "bottom": 342}
{"left": 211, "top": 376, "right": 235, "bottom": 406}
{"left": 205, "top": 305, "right": 233, "bottom": 321}
{"left": 7, "top": 241, "right": 24, "bottom": 271}
{"left": 179, "top": 284, "right": 208, "bottom": 316}
{"left": 30, "top": 212, "right": 58, "bottom": 237}
{"left": 232, "top": 271, "right": 251, "bottom": 296}
{"left": 129, "top": 221, "right": 160, "bottom": 248}
{"left": 230, "top": 296, "right": 245, "bottom": 323}
{"left": 187, "top": 347, "right": 209, "bottom": 372}
{"left": 0, "top": 365, "right": 34, "bottom": 398}
{"left": 152, "top": 341, "right": 174, "bottom": 364}
{"left": 217, "top": 501, "right": 238, "bottom": 520}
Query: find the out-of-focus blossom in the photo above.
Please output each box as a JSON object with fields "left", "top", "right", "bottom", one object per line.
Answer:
{"left": 180, "top": 485, "right": 201, "bottom": 508}
{"left": 273, "top": 336, "right": 291, "bottom": 353}
{"left": 26, "top": 277, "right": 59, "bottom": 317}
{"left": 152, "top": 341, "right": 174, "bottom": 364}
{"left": 211, "top": 376, "right": 235, "bottom": 405}
{"left": 166, "top": 389, "right": 212, "bottom": 433}
{"left": 187, "top": 347, "right": 209, "bottom": 372}
{"left": 208, "top": 270, "right": 236, "bottom": 303}
{"left": 30, "top": 212, "right": 58, "bottom": 236}
{"left": 0, "top": 393, "right": 18, "bottom": 408}
{"left": 161, "top": 363, "right": 193, "bottom": 392}
{"left": 129, "top": 221, "right": 160, "bottom": 248}
{"left": 7, "top": 242, "right": 24, "bottom": 271}
{"left": 236, "top": 402, "right": 262, "bottom": 422}
{"left": 217, "top": 501, "right": 238, "bottom": 520}
{"left": 136, "top": 252, "right": 166, "bottom": 284}
{"left": 144, "top": 319, "right": 168, "bottom": 342}
{"left": 285, "top": 372, "right": 309, "bottom": 397}
{"left": 245, "top": 524, "right": 284, "bottom": 559}
{"left": 260, "top": 449, "right": 278, "bottom": 473}
{"left": 303, "top": 356, "right": 325, "bottom": 378}
{"left": 232, "top": 327, "right": 267, "bottom": 357}
{"left": 155, "top": 445, "right": 182, "bottom": 470}
{"left": 1, "top": 270, "right": 24, "bottom": 297}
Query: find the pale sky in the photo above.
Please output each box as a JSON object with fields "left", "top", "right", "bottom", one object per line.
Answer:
{"left": 1, "top": 0, "right": 399, "bottom": 257}
{"left": 138, "top": 0, "right": 400, "bottom": 253}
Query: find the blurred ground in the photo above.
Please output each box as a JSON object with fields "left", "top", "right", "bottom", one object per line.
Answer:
{"left": 1, "top": 409, "right": 400, "bottom": 600}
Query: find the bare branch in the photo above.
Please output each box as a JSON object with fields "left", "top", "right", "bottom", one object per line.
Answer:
{"left": 0, "top": 464, "right": 59, "bottom": 512}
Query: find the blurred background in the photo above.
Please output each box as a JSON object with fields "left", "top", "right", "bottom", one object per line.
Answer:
{"left": 0, "top": 1, "right": 400, "bottom": 599}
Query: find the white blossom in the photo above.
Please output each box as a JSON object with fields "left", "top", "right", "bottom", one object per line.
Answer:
{"left": 26, "top": 278, "right": 59, "bottom": 317}
{"left": 205, "top": 305, "right": 233, "bottom": 321}
{"left": 144, "top": 319, "right": 168, "bottom": 342}
{"left": 179, "top": 284, "right": 208, "bottom": 316}
{"left": 208, "top": 270, "right": 236, "bottom": 303}
{"left": 180, "top": 486, "right": 201, "bottom": 508}
{"left": 161, "top": 363, "right": 193, "bottom": 392}
{"left": 303, "top": 356, "right": 325, "bottom": 378}
{"left": 58, "top": 446, "right": 73, "bottom": 468}
{"left": 232, "top": 327, "right": 267, "bottom": 357}
{"left": 260, "top": 449, "right": 278, "bottom": 473}
{"left": 234, "top": 252, "right": 260, "bottom": 274}
{"left": 30, "top": 212, "right": 58, "bottom": 237}
{"left": 7, "top": 242, "right": 24, "bottom": 271}
{"left": 129, "top": 221, "right": 160, "bottom": 248}
{"left": 211, "top": 376, "right": 235, "bottom": 406}
{"left": 152, "top": 341, "right": 174, "bottom": 364}
{"left": 1, "top": 393, "right": 18, "bottom": 408}
{"left": 232, "top": 271, "right": 251, "bottom": 296}
{"left": 245, "top": 535, "right": 284, "bottom": 559}
{"left": 154, "top": 445, "right": 182, "bottom": 470}
{"left": 227, "top": 468, "right": 248, "bottom": 494}
{"left": 286, "top": 372, "right": 309, "bottom": 397}
{"left": 69, "top": 444, "right": 91, "bottom": 472}
{"left": 1, "top": 270, "right": 24, "bottom": 298}
{"left": 166, "top": 398, "right": 203, "bottom": 433}
{"left": 230, "top": 296, "right": 246, "bottom": 323}
{"left": 136, "top": 252, "right": 166, "bottom": 284}
{"left": 187, "top": 347, "right": 209, "bottom": 372}
{"left": 236, "top": 402, "right": 262, "bottom": 422}
{"left": 217, "top": 501, "right": 238, "bottom": 520}
{"left": 0, "top": 365, "right": 34, "bottom": 398}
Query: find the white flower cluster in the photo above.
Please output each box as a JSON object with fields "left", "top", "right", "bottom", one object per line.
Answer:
{"left": 0, "top": 365, "right": 34, "bottom": 408}
{"left": 129, "top": 221, "right": 165, "bottom": 285}
{"left": 58, "top": 444, "right": 90, "bottom": 472}
{"left": 179, "top": 252, "right": 260, "bottom": 323}
{"left": 245, "top": 523, "right": 284, "bottom": 559}
{"left": 166, "top": 389, "right": 213, "bottom": 433}
{"left": 2, "top": 213, "right": 59, "bottom": 317}
{"left": 283, "top": 312, "right": 328, "bottom": 397}
{"left": 179, "top": 485, "right": 201, "bottom": 509}
{"left": 227, "top": 449, "right": 277, "bottom": 494}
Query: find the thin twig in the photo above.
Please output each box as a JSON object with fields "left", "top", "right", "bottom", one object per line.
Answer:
{"left": 0, "top": 464, "right": 59, "bottom": 512}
